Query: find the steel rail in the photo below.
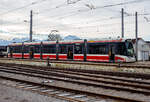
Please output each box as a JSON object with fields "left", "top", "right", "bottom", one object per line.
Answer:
{"left": 0, "top": 74, "right": 144, "bottom": 102}
{"left": 0, "top": 67, "right": 150, "bottom": 95}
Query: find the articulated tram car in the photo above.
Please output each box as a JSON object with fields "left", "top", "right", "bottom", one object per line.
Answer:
{"left": 7, "top": 38, "right": 135, "bottom": 62}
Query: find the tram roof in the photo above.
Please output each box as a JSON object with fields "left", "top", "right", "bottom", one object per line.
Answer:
{"left": 9, "top": 38, "right": 129, "bottom": 46}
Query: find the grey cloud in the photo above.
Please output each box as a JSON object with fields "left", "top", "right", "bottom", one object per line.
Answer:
{"left": 0, "top": 0, "right": 150, "bottom": 40}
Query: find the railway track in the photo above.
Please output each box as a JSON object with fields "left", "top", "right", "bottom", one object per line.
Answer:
{"left": 1, "top": 59, "right": 150, "bottom": 80}
{"left": 0, "top": 75, "right": 104, "bottom": 102}
{"left": 1, "top": 61, "right": 150, "bottom": 79}
{"left": 2, "top": 63, "right": 150, "bottom": 83}
{"left": 45, "top": 68, "right": 150, "bottom": 85}
{"left": 0, "top": 65, "right": 149, "bottom": 101}
{"left": 1, "top": 58, "right": 150, "bottom": 69}
{"left": 48, "top": 67, "right": 150, "bottom": 79}
{"left": 0, "top": 65, "right": 150, "bottom": 91}
{"left": 0, "top": 71, "right": 142, "bottom": 102}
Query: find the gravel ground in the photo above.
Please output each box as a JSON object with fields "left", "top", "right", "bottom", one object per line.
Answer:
{"left": 0, "top": 83, "right": 66, "bottom": 102}
{"left": 0, "top": 71, "right": 150, "bottom": 102}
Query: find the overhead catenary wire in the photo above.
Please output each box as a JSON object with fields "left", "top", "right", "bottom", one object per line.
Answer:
{"left": 50, "top": 0, "right": 150, "bottom": 19}
{"left": 0, "top": 0, "right": 48, "bottom": 16}
{"left": 0, "top": 0, "right": 82, "bottom": 28}
{"left": 1, "top": 0, "right": 149, "bottom": 24}
{"left": 32, "top": 12, "right": 149, "bottom": 29}
{"left": 0, "top": 0, "right": 150, "bottom": 40}
{"left": 33, "top": 0, "right": 150, "bottom": 25}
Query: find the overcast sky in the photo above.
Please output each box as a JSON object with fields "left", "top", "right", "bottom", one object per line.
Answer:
{"left": 0, "top": 0, "right": 150, "bottom": 40}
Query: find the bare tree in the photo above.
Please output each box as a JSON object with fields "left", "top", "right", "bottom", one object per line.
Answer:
{"left": 48, "top": 30, "right": 62, "bottom": 41}
{"left": 48, "top": 34, "right": 62, "bottom": 41}
{"left": 67, "top": 0, "right": 81, "bottom": 4}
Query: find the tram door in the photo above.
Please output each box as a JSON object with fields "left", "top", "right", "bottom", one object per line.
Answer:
{"left": 67, "top": 45, "right": 74, "bottom": 60}
{"left": 109, "top": 45, "right": 115, "bottom": 62}
{"left": 29, "top": 46, "right": 34, "bottom": 59}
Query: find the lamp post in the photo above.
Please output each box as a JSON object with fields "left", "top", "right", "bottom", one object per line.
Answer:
{"left": 24, "top": 19, "right": 32, "bottom": 42}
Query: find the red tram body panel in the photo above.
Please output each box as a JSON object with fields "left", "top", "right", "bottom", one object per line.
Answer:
{"left": 7, "top": 39, "right": 135, "bottom": 62}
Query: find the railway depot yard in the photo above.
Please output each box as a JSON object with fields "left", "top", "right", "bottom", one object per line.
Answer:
{"left": 1, "top": 0, "right": 150, "bottom": 102}
{"left": 0, "top": 58, "right": 150, "bottom": 102}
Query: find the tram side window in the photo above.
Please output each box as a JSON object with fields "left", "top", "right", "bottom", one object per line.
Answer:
{"left": 43, "top": 45, "right": 56, "bottom": 53}
{"left": 116, "top": 43, "right": 126, "bottom": 55}
{"left": 12, "top": 46, "right": 22, "bottom": 53}
{"left": 88, "top": 44, "right": 107, "bottom": 54}
{"left": 75, "top": 45, "right": 83, "bottom": 54}
{"left": 59, "top": 45, "right": 67, "bottom": 54}
{"left": 34, "top": 45, "right": 40, "bottom": 53}
{"left": 24, "top": 46, "right": 29, "bottom": 53}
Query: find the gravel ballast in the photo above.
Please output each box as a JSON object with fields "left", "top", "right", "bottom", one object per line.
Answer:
{"left": 0, "top": 71, "right": 150, "bottom": 102}
{"left": 0, "top": 83, "right": 66, "bottom": 102}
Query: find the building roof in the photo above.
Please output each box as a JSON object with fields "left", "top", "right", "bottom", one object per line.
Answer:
{"left": 146, "top": 41, "right": 150, "bottom": 43}
{"left": 131, "top": 38, "right": 144, "bottom": 44}
{"left": 146, "top": 41, "right": 150, "bottom": 46}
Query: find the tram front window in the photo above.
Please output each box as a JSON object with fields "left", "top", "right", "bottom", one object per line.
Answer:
{"left": 126, "top": 42, "right": 134, "bottom": 57}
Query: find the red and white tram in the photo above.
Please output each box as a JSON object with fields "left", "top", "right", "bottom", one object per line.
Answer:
{"left": 7, "top": 38, "right": 135, "bottom": 62}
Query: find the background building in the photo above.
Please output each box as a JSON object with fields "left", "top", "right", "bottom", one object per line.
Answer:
{"left": 132, "top": 38, "right": 150, "bottom": 61}
{"left": 146, "top": 41, "right": 150, "bottom": 60}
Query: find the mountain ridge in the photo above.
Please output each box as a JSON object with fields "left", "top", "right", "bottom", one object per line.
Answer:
{"left": 0, "top": 35, "right": 81, "bottom": 46}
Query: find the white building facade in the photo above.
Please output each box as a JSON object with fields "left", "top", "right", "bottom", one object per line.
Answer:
{"left": 133, "top": 38, "right": 150, "bottom": 61}
{"left": 146, "top": 41, "right": 150, "bottom": 60}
